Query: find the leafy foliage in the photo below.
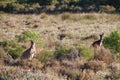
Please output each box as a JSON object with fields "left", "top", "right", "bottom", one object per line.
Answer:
{"left": 77, "top": 46, "right": 93, "bottom": 60}
{"left": 0, "top": 30, "right": 45, "bottom": 59}
{"left": 103, "top": 30, "right": 120, "bottom": 62}
{"left": 0, "top": 40, "right": 24, "bottom": 59}
{"left": 55, "top": 45, "right": 71, "bottom": 59}
{"left": 54, "top": 45, "right": 93, "bottom": 60}
{"left": 15, "top": 30, "right": 45, "bottom": 46}
{"left": 103, "top": 30, "right": 120, "bottom": 53}
{"left": 0, "top": 0, "right": 119, "bottom": 13}
{"left": 5, "top": 3, "right": 24, "bottom": 12}
{"left": 36, "top": 50, "right": 54, "bottom": 63}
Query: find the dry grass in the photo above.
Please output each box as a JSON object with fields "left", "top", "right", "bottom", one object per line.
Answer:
{"left": 94, "top": 48, "right": 114, "bottom": 64}
{"left": 0, "top": 13, "right": 120, "bottom": 80}
{"left": 14, "top": 59, "right": 43, "bottom": 70}
{"left": 80, "top": 69, "right": 95, "bottom": 80}
{"left": 0, "top": 13, "right": 120, "bottom": 47}
{"left": 81, "top": 60, "right": 107, "bottom": 72}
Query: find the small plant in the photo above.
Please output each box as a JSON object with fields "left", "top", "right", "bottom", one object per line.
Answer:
{"left": 77, "top": 46, "right": 93, "bottom": 60}
{"left": 0, "top": 40, "right": 24, "bottom": 59}
{"left": 40, "top": 13, "right": 48, "bottom": 19}
{"left": 15, "top": 30, "right": 45, "bottom": 46}
{"left": 103, "top": 30, "right": 120, "bottom": 53}
{"left": 99, "top": 5, "right": 116, "bottom": 13}
{"left": 82, "top": 14, "right": 97, "bottom": 20}
{"left": 31, "top": 3, "right": 40, "bottom": 9}
{"left": 55, "top": 45, "right": 71, "bottom": 59}
{"left": 36, "top": 50, "right": 54, "bottom": 63}
{"left": 61, "top": 12, "right": 71, "bottom": 20}
{"left": 82, "top": 60, "right": 106, "bottom": 72}
{"left": 6, "top": 3, "right": 25, "bottom": 12}
{"left": 94, "top": 49, "right": 113, "bottom": 64}
{"left": 103, "top": 30, "right": 120, "bottom": 62}
{"left": 112, "top": 70, "right": 120, "bottom": 79}
{"left": 14, "top": 59, "right": 43, "bottom": 69}
{"left": 62, "top": 69, "right": 80, "bottom": 80}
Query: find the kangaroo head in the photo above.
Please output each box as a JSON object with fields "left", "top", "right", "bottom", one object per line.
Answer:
{"left": 30, "top": 40, "right": 34, "bottom": 44}
{"left": 30, "top": 40, "right": 35, "bottom": 47}
{"left": 99, "top": 33, "right": 104, "bottom": 40}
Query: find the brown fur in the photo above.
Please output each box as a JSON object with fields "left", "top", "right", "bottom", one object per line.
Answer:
{"left": 20, "top": 40, "right": 36, "bottom": 60}
{"left": 91, "top": 33, "right": 104, "bottom": 49}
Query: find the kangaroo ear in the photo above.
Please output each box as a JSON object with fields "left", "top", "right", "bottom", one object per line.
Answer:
{"left": 30, "top": 40, "right": 34, "bottom": 43}
{"left": 102, "top": 33, "right": 104, "bottom": 36}
{"left": 100, "top": 33, "right": 104, "bottom": 36}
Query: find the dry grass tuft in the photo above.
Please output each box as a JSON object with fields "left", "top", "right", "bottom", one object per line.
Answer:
{"left": 94, "top": 48, "right": 114, "bottom": 64}
{"left": 80, "top": 69, "right": 95, "bottom": 80}
{"left": 61, "top": 12, "right": 71, "bottom": 20}
{"left": 40, "top": 13, "right": 48, "bottom": 19}
{"left": 81, "top": 60, "right": 107, "bottom": 72}
{"left": 61, "top": 68, "right": 80, "bottom": 80}
{"left": 14, "top": 59, "right": 43, "bottom": 70}
{"left": 0, "top": 47, "right": 13, "bottom": 65}
{"left": 44, "top": 59, "right": 61, "bottom": 68}
{"left": 109, "top": 62, "right": 120, "bottom": 71}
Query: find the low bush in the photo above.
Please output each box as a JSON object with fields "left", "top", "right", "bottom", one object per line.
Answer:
{"left": 55, "top": 45, "right": 71, "bottom": 60}
{"left": 40, "top": 13, "right": 48, "bottom": 19}
{"left": 77, "top": 46, "right": 93, "bottom": 60}
{"left": 0, "top": 2, "right": 8, "bottom": 9}
{"left": 103, "top": 30, "right": 120, "bottom": 53}
{"left": 14, "top": 59, "right": 43, "bottom": 69}
{"left": 99, "top": 5, "right": 116, "bottom": 13}
{"left": 103, "top": 30, "right": 120, "bottom": 62}
{"left": 0, "top": 40, "right": 24, "bottom": 59}
{"left": 55, "top": 45, "right": 93, "bottom": 61}
{"left": 112, "top": 71, "right": 120, "bottom": 80}
{"left": 82, "top": 14, "right": 97, "bottom": 20}
{"left": 61, "top": 12, "right": 71, "bottom": 20}
{"left": 62, "top": 68, "right": 80, "bottom": 80}
{"left": 15, "top": 30, "right": 45, "bottom": 46}
{"left": 36, "top": 50, "right": 54, "bottom": 63}
{"left": 5, "top": 3, "right": 25, "bottom": 12}
{"left": 81, "top": 60, "right": 107, "bottom": 72}
{"left": 0, "top": 30, "right": 45, "bottom": 60}
{"left": 94, "top": 49, "right": 113, "bottom": 64}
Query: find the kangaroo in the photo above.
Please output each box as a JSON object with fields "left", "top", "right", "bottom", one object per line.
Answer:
{"left": 20, "top": 40, "right": 36, "bottom": 60}
{"left": 91, "top": 33, "right": 104, "bottom": 49}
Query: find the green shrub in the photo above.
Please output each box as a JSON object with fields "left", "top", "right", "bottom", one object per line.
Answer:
{"left": 6, "top": 3, "right": 25, "bottom": 12}
{"left": 0, "top": 40, "right": 24, "bottom": 59}
{"left": 0, "top": 2, "right": 8, "bottom": 8}
{"left": 0, "top": 77, "right": 5, "bottom": 80}
{"left": 36, "top": 50, "right": 54, "bottom": 63}
{"left": 112, "top": 70, "right": 120, "bottom": 79}
{"left": 15, "top": 30, "right": 45, "bottom": 46}
{"left": 103, "top": 30, "right": 120, "bottom": 62}
{"left": 55, "top": 45, "right": 71, "bottom": 59}
{"left": 0, "top": 30, "right": 45, "bottom": 59}
{"left": 31, "top": 3, "right": 40, "bottom": 9}
{"left": 54, "top": 45, "right": 93, "bottom": 60}
{"left": 77, "top": 46, "right": 93, "bottom": 60}
{"left": 103, "top": 30, "right": 120, "bottom": 53}
{"left": 99, "top": 5, "right": 116, "bottom": 12}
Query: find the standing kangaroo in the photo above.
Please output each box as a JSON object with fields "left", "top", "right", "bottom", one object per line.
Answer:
{"left": 20, "top": 40, "right": 36, "bottom": 60}
{"left": 91, "top": 33, "right": 104, "bottom": 49}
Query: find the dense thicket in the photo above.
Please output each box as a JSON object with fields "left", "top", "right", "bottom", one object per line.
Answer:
{"left": 0, "top": 0, "right": 120, "bottom": 13}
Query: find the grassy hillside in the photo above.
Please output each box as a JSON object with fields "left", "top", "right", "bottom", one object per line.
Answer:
{"left": 0, "top": 13, "right": 120, "bottom": 80}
